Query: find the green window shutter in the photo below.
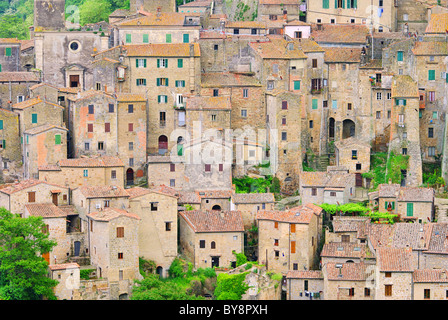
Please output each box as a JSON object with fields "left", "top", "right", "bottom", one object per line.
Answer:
{"left": 0, "top": 120, "right": 3, "bottom": 130}
{"left": 312, "top": 99, "right": 318, "bottom": 109}
{"left": 391, "top": 201, "right": 395, "bottom": 210}
{"left": 323, "top": 0, "right": 329, "bottom": 8}
{"left": 136, "top": 59, "right": 139, "bottom": 68}
{"left": 2, "top": 140, "right": 5, "bottom": 149}
{"left": 407, "top": 203, "right": 414, "bottom": 217}
{"left": 397, "top": 51, "right": 403, "bottom": 61}
{"left": 5, "top": 47, "right": 11, "bottom": 57}
{"left": 143, "top": 34, "right": 149, "bottom": 43}
{"left": 335, "top": 0, "right": 338, "bottom": 8}
{"left": 353, "top": 0, "right": 357, "bottom": 8}
{"left": 143, "top": 79, "right": 146, "bottom": 86}
{"left": 31, "top": 113, "right": 37, "bottom": 124}
{"left": 403, "top": 99, "right": 407, "bottom": 106}
{"left": 385, "top": 201, "right": 388, "bottom": 210}
{"left": 55, "top": 134, "right": 61, "bottom": 145}
{"left": 294, "top": 80, "right": 301, "bottom": 90}
{"left": 157, "top": 78, "right": 160, "bottom": 86}
{"left": 429, "top": 70, "right": 435, "bottom": 81}
{"left": 183, "top": 34, "right": 189, "bottom": 43}
{"left": 158, "top": 95, "right": 161, "bottom": 103}
{"left": 347, "top": 0, "right": 351, "bottom": 8}
{"left": 178, "top": 59, "right": 183, "bottom": 68}
{"left": 157, "top": 59, "right": 160, "bottom": 68}
{"left": 126, "top": 34, "right": 131, "bottom": 43}
{"left": 83, "top": 169, "right": 88, "bottom": 177}
{"left": 143, "top": 59, "right": 147, "bottom": 68}
{"left": 166, "top": 78, "right": 169, "bottom": 86}
{"left": 0, "top": 64, "right": 2, "bottom": 72}
{"left": 166, "top": 34, "right": 172, "bottom": 43}
{"left": 136, "top": 79, "right": 139, "bottom": 86}
{"left": 177, "top": 144, "right": 183, "bottom": 156}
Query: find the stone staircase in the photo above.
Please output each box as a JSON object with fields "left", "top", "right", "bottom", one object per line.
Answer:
{"left": 316, "top": 155, "right": 330, "bottom": 172}
{"left": 434, "top": 197, "right": 448, "bottom": 223}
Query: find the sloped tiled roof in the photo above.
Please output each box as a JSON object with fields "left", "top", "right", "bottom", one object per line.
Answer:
{"left": 49, "top": 263, "right": 80, "bottom": 271}
{"left": 76, "top": 185, "right": 129, "bottom": 199}
{"left": 58, "top": 156, "right": 124, "bottom": 168}
{"left": 12, "top": 97, "right": 63, "bottom": 110}
{"left": 378, "top": 184, "right": 434, "bottom": 202}
{"left": 325, "top": 262, "right": 373, "bottom": 281}
{"left": 0, "top": 72, "right": 40, "bottom": 83}
{"left": 332, "top": 216, "right": 370, "bottom": 233}
{"left": 311, "top": 24, "right": 369, "bottom": 44}
{"left": 118, "top": 12, "right": 199, "bottom": 27}
{"left": 425, "top": 13, "right": 448, "bottom": 34}
{"left": 24, "top": 124, "right": 68, "bottom": 135}
{"left": 185, "top": 96, "right": 231, "bottom": 110}
{"left": 321, "top": 242, "right": 370, "bottom": 259}
{"left": 257, "top": 203, "right": 322, "bottom": 224}
{"left": 378, "top": 183, "right": 401, "bottom": 198}
{"left": 179, "top": 210, "right": 244, "bottom": 233}
{"left": 0, "top": 179, "right": 66, "bottom": 195}
{"left": 231, "top": 193, "right": 275, "bottom": 204}
{"left": 87, "top": 207, "right": 140, "bottom": 222}
{"left": 249, "top": 36, "right": 308, "bottom": 59}
{"left": 334, "top": 137, "right": 371, "bottom": 150}
{"left": 324, "top": 47, "right": 363, "bottom": 63}
{"left": 391, "top": 75, "right": 419, "bottom": 98}
{"left": 376, "top": 247, "right": 413, "bottom": 272}
{"left": 299, "top": 171, "right": 354, "bottom": 189}
{"left": 413, "top": 269, "right": 448, "bottom": 283}
{"left": 201, "top": 72, "right": 261, "bottom": 87}
{"left": 426, "top": 223, "right": 448, "bottom": 254}
{"left": 25, "top": 203, "right": 67, "bottom": 218}
{"left": 412, "top": 41, "right": 448, "bottom": 56}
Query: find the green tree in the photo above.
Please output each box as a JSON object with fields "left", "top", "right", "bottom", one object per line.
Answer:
{"left": 79, "top": 0, "right": 112, "bottom": 25}
{"left": 214, "top": 272, "right": 249, "bottom": 300}
{"left": 0, "top": 14, "right": 30, "bottom": 39}
{"left": 0, "top": 208, "right": 58, "bottom": 300}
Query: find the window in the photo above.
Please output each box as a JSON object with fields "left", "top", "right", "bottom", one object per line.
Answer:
{"left": 128, "top": 142, "right": 133, "bottom": 151}
{"left": 0, "top": 120, "right": 3, "bottom": 130}
{"left": 376, "top": 111, "right": 381, "bottom": 119}
{"left": 397, "top": 51, "right": 404, "bottom": 62}
{"left": 352, "top": 150, "right": 358, "bottom": 160}
{"left": 214, "top": 44, "right": 219, "bottom": 51}
{"left": 117, "top": 227, "right": 124, "bottom": 238}
{"left": 377, "top": 92, "right": 382, "bottom": 100}
{"left": 233, "top": 28, "right": 240, "bottom": 35}
{"left": 199, "top": 240, "right": 205, "bottom": 248}
{"left": 406, "top": 202, "right": 414, "bottom": 217}
{"left": 151, "top": 202, "right": 158, "bottom": 211}
{"left": 219, "top": 164, "right": 224, "bottom": 172}
{"left": 175, "top": 80, "right": 186, "bottom": 88}
{"left": 87, "top": 124, "right": 93, "bottom": 132}
{"left": 291, "top": 241, "right": 296, "bottom": 254}
{"left": 273, "top": 64, "right": 279, "bottom": 74}
{"left": 341, "top": 235, "right": 350, "bottom": 242}
{"left": 98, "top": 142, "right": 104, "bottom": 150}
{"left": 294, "top": 80, "right": 301, "bottom": 90}
{"left": 31, "top": 113, "right": 37, "bottom": 124}
{"left": 274, "top": 221, "right": 278, "bottom": 229}
{"left": 312, "top": 188, "right": 317, "bottom": 196}
{"left": 213, "top": 89, "right": 219, "bottom": 97}
{"left": 428, "top": 146, "right": 436, "bottom": 157}
{"left": 211, "top": 114, "right": 217, "bottom": 121}
{"left": 111, "top": 170, "right": 117, "bottom": 180}
{"left": 136, "top": 59, "right": 146, "bottom": 68}
{"left": 28, "top": 191, "right": 35, "bottom": 203}
{"left": 177, "top": 59, "right": 183, "bottom": 68}
{"left": 129, "top": 158, "right": 134, "bottom": 166}
{"left": 267, "top": 81, "right": 274, "bottom": 90}
{"left": 166, "top": 34, "right": 172, "bottom": 43}
{"left": 429, "top": 70, "right": 436, "bottom": 81}
{"left": 348, "top": 288, "right": 355, "bottom": 297}
{"left": 429, "top": 127, "right": 434, "bottom": 138}
{"left": 136, "top": 78, "right": 146, "bottom": 86}
{"left": 205, "top": 164, "right": 211, "bottom": 172}
{"left": 109, "top": 103, "right": 114, "bottom": 113}
{"left": 128, "top": 123, "right": 133, "bottom": 132}
{"left": 83, "top": 169, "right": 88, "bottom": 177}
{"left": 282, "top": 101, "right": 288, "bottom": 110}
{"left": 166, "top": 222, "right": 172, "bottom": 231}
{"left": 5, "top": 47, "right": 11, "bottom": 57}
{"left": 385, "top": 285, "right": 392, "bottom": 297}
{"left": 118, "top": 252, "right": 123, "bottom": 260}
{"left": 105, "top": 123, "right": 110, "bottom": 133}
{"left": 330, "top": 191, "right": 336, "bottom": 197}
{"left": 312, "top": 59, "right": 318, "bottom": 68}
{"left": 347, "top": 103, "right": 352, "bottom": 111}
{"left": 424, "top": 289, "right": 430, "bottom": 300}
{"left": 170, "top": 163, "right": 175, "bottom": 172}
{"left": 128, "top": 104, "right": 133, "bottom": 113}
{"left": 365, "top": 288, "right": 371, "bottom": 297}
{"left": 158, "top": 95, "right": 167, "bottom": 104}
{"left": 143, "top": 34, "right": 149, "bottom": 43}
{"left": 428, "top": 91, "right": 436, "bottom": 102}
{"left": 385, "top": 272, "right": 392, "bottom": 278}
{"left": 55, "top": 134, "right": 61, "bottom": 145}
{"left": 183, "top": 34, "right": 190, "bottom": 43}
{"left": 312, "top": 99, "right": 318, "bottom": 110}
{"left": 402, "top": 148, "right": 407, "bottom": 155}
{"left": 269, "top": 15, "right": 277, "bottom": 20}
{"left": 282, "top": 117, "right": 287, "bottom": 125}
{"left": 126, "top": 34, "right": 131, "bottom": 43}
{"left": 281, "top": 132, "right": 287, "bottom": 141}
{"left": 157, "top": 58, "right": 168, "bottom": 68}
{"left": 433, "top": 111, "right": 438, "bottom": 119}
{"left": 274, "top": 239, "right": 279, "bottom": 246}
{"left": 85, "top": 142, "right": 90, "bottom": 151}
{"left": 243, "top": 88, "right": 248, "bottom": 98}
{"left": 88, "top": 105, "right": 94, "bottom": 114}
{"left": 170, "top": 179, "right": 175, "bottom": 187}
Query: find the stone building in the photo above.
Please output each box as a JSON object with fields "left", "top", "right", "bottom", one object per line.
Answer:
{"left": 285, "top": 270, "right": 324, "bottom": 300}
{"left": 113, "top": 11, "right": 201, "bottom": 47}
{"left": 127, "top": 186, "right": 178, "bottom": 278}
{"left": 0, "top": 179, "right": 69, "bottom": 216}
{"left": 0, "top": 72, "right": 40, "bottom": 108}
{"left": 179, "top": 210, "right": 245, "bottom": 269}
{"left": 147, "top": 156, "right": 186, "bottom": 190}
{"left": 38, "top": 156, "right": 125, "bottom": 189}
{"left": 12, "top": 97, "right": 64, "bottom": 138}
{"left": 299, "top": 171, "right": 356, "bottom": 206}
{"left": 256, "top": 203, "right": 323, "bottom": 274}
{"left": 230, "top": 192, "right": 276, "bottom": 229}
{"left": 307, "top": 0, "right": 397, "bottom": 32}
{"left": 321, "top": 242, "right": 372, "bottom": 265}
{"left": 258, "top": 0, "right": 305, "bottom": 23}
{"left": 24, "top": 203, "right": 70, "bottom": 265}
{"left": 0, "top": 38, "right": 22, "bottom": 72}
{"left": 48, "top": 263, "right": 81, "bottom": 300}
{"left": 413, "top": 269, "right": 448, "bottom": 300}
{"left": 334, "top": 137, "right": 371, "bottom": 174}
{"left": 87, "top": 207, "right": 141, "bottom": 300}
{"left": 377, "top": 183, "right": 435, "bottom": 222}
{"left": 71, "top": 185, "right": 130, "bottom": 232}
{"left": 0, "top": 108, "right": 21, "bottom": 182}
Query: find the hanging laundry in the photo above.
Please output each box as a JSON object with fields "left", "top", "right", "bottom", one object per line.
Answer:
{"left": 378, "top": 8, "right": 383, "bottom": 17}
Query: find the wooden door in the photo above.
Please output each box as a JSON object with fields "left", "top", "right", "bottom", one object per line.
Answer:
{"left": 69, "top": 75, "right": 79, "bottom": 88}
{"left": 52, "top": 193, "right": 58, "bottom": 206}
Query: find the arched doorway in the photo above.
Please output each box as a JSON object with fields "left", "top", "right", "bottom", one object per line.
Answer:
{"left": 329, "top": 118, "right": 335, "bottom": 140}
{"left": 126, "top": 168, "right": 134, "bottom": 186}
{"left": 158, "top": 135, "right": 168, "bottom": 154}
{"left": 156, "top": 266, "right": 163, "bottom": 278}
{"left": 342, "top": 119, "right": 355, "bottom": 139}
{"left": 212, "top": 205, "right": 222, "bottom": 211}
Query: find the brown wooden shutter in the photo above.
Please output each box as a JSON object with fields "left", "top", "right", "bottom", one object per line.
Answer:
{"left": 28, "top": 191, "right": 35, "bottom": 203}
{"left": 291, "top": 241, "right": 296, "bottom": 254}
{"left": 290, "top": 224, "right": 296, "bottom": 233}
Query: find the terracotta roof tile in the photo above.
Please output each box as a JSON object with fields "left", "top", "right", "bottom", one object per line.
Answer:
{"left": 116, "top": 93, "right": 146, "bottom": 102}
{"left": 179, "top": 210, "right": 244, "bottom": 232}
{"left": 0, "top": 179, "right": 66, "bottom": 195}
{"left": 77, "top": 185, "right": 129, "bottom": 199}
{"left": 0, "top": 72, "right": 40, "bottom": 83}
{"left": 49, "top": 263, "right": 80, "bottom": 271}
{"left": 12, "top": 97, "right": 63, "bottom": 110}
{"left": 257, "top": 203, "right": 322, "bottom": 224}
{"left": 425, "top": 13, "right": 448, "bottom": 34}
{"left": 25, "top": 203, "right": 67, "bottom": 218}
{"left": 87, "top": 207, "right": 140, "bottom": 221}
{"left": 413, "top": 269, "right": 448, "bottom": 283}
{"left": 201, "top": 72, "right": 261, "bottom": 87}
{"left": 311, "top": 24, "right": 369, "bottom": 44}
{"left": 324, "top": 47, "right": 363, "bottom": 63}
{"left": 123, "top": 43, "right": 200, "bottom": 57}
{"left": 321, "top": 242, "right": 371, "bottom": 259}
{"left": 426, "top": 223, "right": 448, "bottom": 254}
{"left": 286, "top": 270, "right": 323, "bottom": 279}
{"left": 332, "top": 216, "right": 370, "bottom": 233}
{"left": 24, "top": 124, "right": 68, "bottom": 135}
{"left": 325, "top": 262, "right": 373, "bottom": 281}
{"left": 412, "top": 41, "right": 448, "bottom": 55}
{"left": 118, "top": 12, "right": 200, "bottom": 27}
{"left": 185, "top": 96, "right": 231, "bottom": 110}
{"left": 299, "top": 171, "right": 354, "bottom": 188}
{"left": 249, "top": 36, "right": 308, "bottom": 59}
{"left": 376, "top": 247, "right": 413, "bottom": 272}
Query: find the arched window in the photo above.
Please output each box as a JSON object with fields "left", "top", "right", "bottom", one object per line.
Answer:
{"left": 211, "top": 241, "right": 216, "bottom": 249}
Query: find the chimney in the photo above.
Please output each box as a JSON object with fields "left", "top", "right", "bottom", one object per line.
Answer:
{"left": 441, "top": 271, "right": 446, "bottom": 279}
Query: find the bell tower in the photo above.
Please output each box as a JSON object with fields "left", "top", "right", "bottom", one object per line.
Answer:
{"left": 34, "top": 0, "right": 66, "bottom": 30}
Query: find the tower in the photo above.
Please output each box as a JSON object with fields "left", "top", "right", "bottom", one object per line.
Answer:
{"left": 34, "top": 0, "right": 66, "bottom": 30}
{"left": 130, "top": 0, "right": 177, "bottom": 13}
